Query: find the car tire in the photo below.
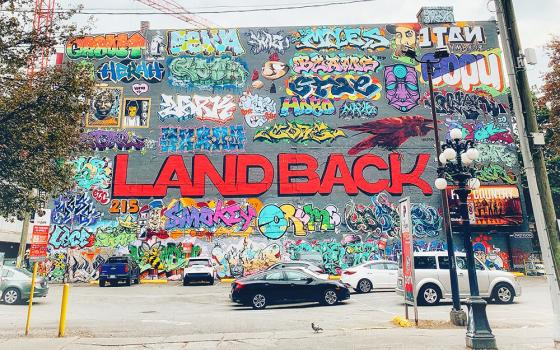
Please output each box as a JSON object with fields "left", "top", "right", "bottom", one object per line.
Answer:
{"left": 492, "top": 283, "right": 515, "bottom": 304}
{"left": 251, "top": 293, "right": 267, "bottom": 310}
{"left": 418, "top": 284, "right": 441, "bottom": 306}
{"left": 99, "top": 279, "right": 106, "bottom": 287}
{"left": 209, "top": 278, "right": 214, "bottom": 285}
{"left": 125, "top": 278, "right": 131, "bottom": 286}
{"left": 2, "top": 288, "right": 21, "bottom": 305}
{"left": 321, "top": 289, "right": 338, "bottom": 306}
{"left": 183, "top": 279, "right": 189, "bottom": 286}
{"left": 357, "top": 279, "right": 373, "bottom": 293}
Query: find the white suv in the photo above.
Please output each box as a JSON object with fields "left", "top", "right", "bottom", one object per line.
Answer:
{"left": 183, "top": 257, "right": 215, "bottom": 286}
{"left": 396, "top": 252, "right": 521, "bottom": 306}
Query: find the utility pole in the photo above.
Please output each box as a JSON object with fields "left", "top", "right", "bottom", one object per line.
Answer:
{"left": 495, "top": 0, "right": 560, "bottom": 347}
{"left": 15, "top": 214, "right": 31, "bottom": 268}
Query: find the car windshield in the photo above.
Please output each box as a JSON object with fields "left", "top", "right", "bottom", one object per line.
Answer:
{"left": 107, "top": 257, "right": 128, "bottom": 263}
{"left": 189, "top": 260, "right": 210, "bottom": 267}
{"left": 297, "top": 268, "right": 323, "bottom": 279}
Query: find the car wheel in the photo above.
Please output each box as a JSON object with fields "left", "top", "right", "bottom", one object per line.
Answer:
{"left": 493, "top": 283, "right": 515, "bottom": 304}
{"left": 209, "top": 278, "right": 214, "bottom": 285}
{"left": 251, "top": 293, "right": 267, "bottom": 309}
{"left": 135, "top": 278, "right": 140, "bottom": 284}
{"left": 99, "top": 279, "right": 106, "bottom": 287}
{"left": 183, "top": 279, "right": 189, "bottom": 286}
{"left": 418, "top": 284, "right": 441, "bottom": 306}
{"left": 357, "top": 279, "right": 372, "bottom": 293}
{"left": 125, "top": 278, "right": 131, "bottom": 286}
{"left": 3, "top": 288, "right": 21, "bottom": 305}
{"left": 321, "top": 289, "right": 338, "bottom": 306}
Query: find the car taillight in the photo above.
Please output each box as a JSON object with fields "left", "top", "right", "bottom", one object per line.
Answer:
{"left": 99, "top": 266, "right": 102, "bottom": 273}
{"left": 124, "top": 265, "right": 129, "bottom": 273}
{"left": 343, "top": 271, "right": 356, "bottom": 275}
{"left": 234, "top": 282, "right": 245, "bottom": 290}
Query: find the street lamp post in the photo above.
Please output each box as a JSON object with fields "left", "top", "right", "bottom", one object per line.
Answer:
{"left": 435, "top": 129, "right": 497, "bottom": 350}
{"left": 404, "top": 46, "right": 466, "bottom": 326}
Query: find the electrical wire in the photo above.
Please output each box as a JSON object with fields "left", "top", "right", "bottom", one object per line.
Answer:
{"left": 0, "top": 0, "right": 377, "bottom": 15}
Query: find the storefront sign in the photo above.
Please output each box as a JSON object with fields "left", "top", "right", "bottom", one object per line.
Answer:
{"left": 512, "top": 232, "right": 533, "bottom": 239}
{"left": 447, "top": 185, "right": 523, "bottom": 226}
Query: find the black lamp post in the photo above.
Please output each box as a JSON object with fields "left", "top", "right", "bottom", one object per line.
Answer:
{"left": 435, "top": 129, "right": 497, "bottom": 350}
{"left": 403, "top": 45, "right": 466, "bottom": 326}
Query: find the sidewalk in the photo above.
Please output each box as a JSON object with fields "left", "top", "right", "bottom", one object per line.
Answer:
{"left": 0, "top": 327, "right": 555, "bottom": 350}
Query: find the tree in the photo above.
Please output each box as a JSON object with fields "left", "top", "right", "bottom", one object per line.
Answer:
{"left": 0, "top": 0, "right": 95, "bottom": 219}
{"left": 539, "top": 36, "right": 560, "bottom": 215}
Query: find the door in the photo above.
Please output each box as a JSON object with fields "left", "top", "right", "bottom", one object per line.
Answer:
{"left": 262, "top": 270, "right": 287, "bottom": 302}
{"left": 437, "top": 256, "right": 469, "bottom": 297}
{"left": 383, "top": 262, "right": 399, "bottom": 289}
{"left": 368, "top": 262, "right": 390, "bottom": 288}
{"left": 455, "top": 256, "right": 485, "bottom": 296}
{"left": 474, "top": 259, "right": 490, "bottom": 295}
{"left": 284, "top": 270, "right": 314, "bottom": 301}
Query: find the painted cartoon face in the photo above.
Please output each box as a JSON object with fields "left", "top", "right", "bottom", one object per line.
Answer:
{"left": 384, "top": 64, "right": 419, "bottom": 112}
{"left": 395, "top": 26, "right": 417, "bottom": 49}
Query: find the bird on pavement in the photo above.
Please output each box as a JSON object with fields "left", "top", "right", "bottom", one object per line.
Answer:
{"left": 311, "top": 322, "right": 323, "bottom": 333}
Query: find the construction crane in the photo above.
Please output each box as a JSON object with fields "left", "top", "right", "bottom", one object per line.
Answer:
{"left": 27, "top": 0, "right": 56, "bottom": 75}
{"left": 135, "top": 0, "right": 216, "bottom": 28}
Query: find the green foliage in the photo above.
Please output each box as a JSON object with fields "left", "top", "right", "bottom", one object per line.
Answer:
{"left": 0, "top": 0, "right": 95, "bottom": 218}
{"left": 540, "top": 36, "right": 560, "bottom": 214}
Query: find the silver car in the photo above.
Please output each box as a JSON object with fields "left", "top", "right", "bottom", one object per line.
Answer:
{"left": 0, "top": 266, "right": 49, "bottom": 305}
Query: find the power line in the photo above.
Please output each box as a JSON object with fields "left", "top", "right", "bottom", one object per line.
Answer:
{"left": 0, "top": 0, "right": 377, "bottom": 15}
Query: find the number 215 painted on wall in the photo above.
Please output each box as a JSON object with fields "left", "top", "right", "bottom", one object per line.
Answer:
{"left": 110, "top": 199, "right": 140, "bottom": 214}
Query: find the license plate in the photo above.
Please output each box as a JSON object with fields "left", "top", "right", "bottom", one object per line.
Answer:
{"left": 110, "top": 275, "right": 116, "bottom": 279}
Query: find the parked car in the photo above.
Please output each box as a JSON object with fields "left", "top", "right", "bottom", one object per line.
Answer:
{"left": 183, "top": 257, "right": 215, "bottom": 285}
{"left": 266, "top": 261, "right": 325, "bottom": 274}
{"left": 396, "top": 252, "right": 521, "bottom": 306}
{"left": 230, "top": 268, "right": 350, "bottom": 309}
{"left": 0, "top": 265, "right": 48, "bottom": 305}
{"left": 99, "top": 256, "right": 140, "bottom": 287}
{"left": 341, "top": 260, "right": 399, "bottom": 293}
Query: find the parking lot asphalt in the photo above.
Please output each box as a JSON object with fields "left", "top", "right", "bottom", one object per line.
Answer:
{"left": 0, "top": 277, "right": 555, "bottom": 349}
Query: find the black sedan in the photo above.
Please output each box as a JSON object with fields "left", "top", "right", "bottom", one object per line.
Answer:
{"left": 230, "top": 268, "right": 350, "bottom": 309}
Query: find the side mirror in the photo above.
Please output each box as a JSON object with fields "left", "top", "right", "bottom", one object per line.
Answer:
{"left": 306, "top": 277, "right": 313, "bottom": 284}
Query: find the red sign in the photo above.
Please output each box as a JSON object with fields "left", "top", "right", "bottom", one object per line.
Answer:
{"left": 29, "top": 225, "right": 49, "bottom": 261}
{"left": 447, "top": 185, "right": 523, "bottom": 226}
{"left": 399, "top": 197, "right": 415, "bottom": 305}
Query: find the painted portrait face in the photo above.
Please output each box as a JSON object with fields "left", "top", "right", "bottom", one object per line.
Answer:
{"left": 384, "top": 64, "right": 420, "bottom": 112}
{"left": 128, "top": 105, "right": 138, "bottom": 117}
{"left": 93, "top": 90, "right": 115, "bottom": 119}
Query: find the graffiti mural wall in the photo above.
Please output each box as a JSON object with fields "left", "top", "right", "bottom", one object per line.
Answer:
{"left": 46, "top": 21, "right": 526, "bottom": 281}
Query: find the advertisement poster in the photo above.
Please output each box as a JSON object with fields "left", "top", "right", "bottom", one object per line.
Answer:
{"left": 29, "top": 209, "right": 51, "bottom": 262}
{"left": 447, "top": 185, "right": 523, "bottom": 226}
{"left": 399, "top": 197, "right": 416, "bottom": 322}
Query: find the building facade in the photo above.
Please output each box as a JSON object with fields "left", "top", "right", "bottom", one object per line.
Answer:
{"left": 45, "top": 18, "right": 532, "bottom": 282}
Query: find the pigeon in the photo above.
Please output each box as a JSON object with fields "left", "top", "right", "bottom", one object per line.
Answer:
{"left": 311, "top": 322, "right": 323, "bottom": 333}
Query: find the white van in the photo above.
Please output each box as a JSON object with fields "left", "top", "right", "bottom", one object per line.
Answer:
{"left": 396, "top": 251, "right": 521, "bottom": 306}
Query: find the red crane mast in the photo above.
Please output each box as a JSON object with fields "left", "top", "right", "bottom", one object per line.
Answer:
{"left": 27, "top": 0, "right": 56, "bottom": 75}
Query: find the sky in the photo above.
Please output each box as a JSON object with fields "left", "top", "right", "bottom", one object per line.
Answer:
{"left": 57, "top": 0, "right": 560, "bottom": 89}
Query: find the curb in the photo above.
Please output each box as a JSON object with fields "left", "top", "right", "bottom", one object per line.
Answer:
{"left": 328, "top": 275, "right": 341, "bottom": 280}
{"left": 140, "top": 279, "right": 168, "bottom": 284}
{"left": 220, "top": 278, "right": 235, "bottom": 283}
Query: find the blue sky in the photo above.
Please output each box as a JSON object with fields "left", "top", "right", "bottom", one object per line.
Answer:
{"left": 61, "top": 0, "right": 559, "bottom": 88}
